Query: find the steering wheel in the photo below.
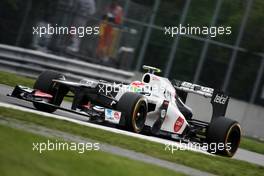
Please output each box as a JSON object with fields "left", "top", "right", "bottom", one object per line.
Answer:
{"left": 142, "top": 65, "right": 161, "bottom": 74}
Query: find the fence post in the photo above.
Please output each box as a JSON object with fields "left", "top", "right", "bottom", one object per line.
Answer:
{"left": 164, "top": 0, "right": 192, "bottom": 77}
{"left": 136, "top": 0, "right": 160, "bottom": 71}
{"left": 16, "top": 0, "right": 32, "bottom": 46}
{"left": 250, "top": 56, "right": 264, "bottom": 103}
{"left": 193, "top": 0, "right": 223, "bottom": 83}
{"left": 222, "top": 0, "right": 254, "bottom": 91}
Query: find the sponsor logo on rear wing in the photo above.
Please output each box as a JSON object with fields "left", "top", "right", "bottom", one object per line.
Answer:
{"left": 211, "top": 91, "right": 229, "bottom": 120}
{"left": 174, "top": 81, "right": 214, "bottom": 98}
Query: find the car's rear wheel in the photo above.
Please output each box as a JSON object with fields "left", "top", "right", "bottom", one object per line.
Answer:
{"left": 33, "top": 70, "right": 67, "bottom": 113}
{"left": 116, "top": 92, "right": 147, "bottom": 133}
{"left": 206, "top": 116, "right": 241, "bottom": 157}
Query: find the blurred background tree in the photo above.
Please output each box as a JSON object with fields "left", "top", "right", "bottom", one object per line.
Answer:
{"left": 0, "top": 0, "right": 263, "bottom": 103}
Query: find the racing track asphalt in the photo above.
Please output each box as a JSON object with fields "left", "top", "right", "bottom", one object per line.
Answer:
{"left": 0, "top": 84, "right": 264, "bottom": 167}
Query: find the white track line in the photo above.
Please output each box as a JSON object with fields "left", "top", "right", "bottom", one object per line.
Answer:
{"left": 0, "top": 102, "right": 209, "bottom": 155}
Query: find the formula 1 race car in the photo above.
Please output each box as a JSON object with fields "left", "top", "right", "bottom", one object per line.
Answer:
{"left": 9, "top": 65, "right": 241, "bottom": 157}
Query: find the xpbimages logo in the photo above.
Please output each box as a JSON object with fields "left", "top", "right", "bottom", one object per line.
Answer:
{"left": 164, "top": 24, "right": 232, "bottom": 38}
{"left": 32, "top": 24, "right": 100, "bottom": 37}
{"left": 164, "top": 141, "right": 232, "bottom": 154}
{"left": 32, "top": 140, "right": 100, "bottom": 154}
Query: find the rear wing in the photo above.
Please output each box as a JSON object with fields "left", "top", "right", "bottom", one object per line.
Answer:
{"left": 173, "top": 81, "right": 214, "bottom": 98}
{"left": 173, "top": 80, "right": 229, "bottom": 120}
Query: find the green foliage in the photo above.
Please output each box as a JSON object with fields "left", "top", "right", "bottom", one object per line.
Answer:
{"left": 0, "top": 0, "right": 263, "bottom": 103}
{"left": 141, "top": 0, "right": 264, "bottom": 103}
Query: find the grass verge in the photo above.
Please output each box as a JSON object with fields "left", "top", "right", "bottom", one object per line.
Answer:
{"left": 240, "top": 137, "right": 264, "bottom": 155}
{"left": 0, "top": 71, "right": 34, "bottom": 87}
{"left": 0, "top": 107, "right": 263, "bottom": 176}
{"left": 0, "top": 124, "right": 184, "bottom": 176}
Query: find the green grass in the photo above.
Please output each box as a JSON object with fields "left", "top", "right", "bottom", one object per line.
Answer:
{"left": 0, "top": 124, "right": 184, "bottom": 176}
{"left": 240, "top": 137, "right": 264, "bottom": 155}
{"left": 0, "top": 71, "right": 34, "bottom": 87}
{"left": 0, "top": 107, "right": 263, "bottom": 176}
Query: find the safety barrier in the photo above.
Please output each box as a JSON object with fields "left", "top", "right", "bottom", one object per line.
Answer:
{"left": 0, "top": 44, "right": 134, "bottom": 82}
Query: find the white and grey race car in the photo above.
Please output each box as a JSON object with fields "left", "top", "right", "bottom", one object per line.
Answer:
{"left": 9, "top": 65, "right": 241, "bottom": 157}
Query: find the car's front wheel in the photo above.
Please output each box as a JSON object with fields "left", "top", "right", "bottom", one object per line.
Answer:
{"left": 33, "top": 70, "right": 67, "bottom": 113}
{"left": 116, "top": 92, "right": 148, "bottom": 133}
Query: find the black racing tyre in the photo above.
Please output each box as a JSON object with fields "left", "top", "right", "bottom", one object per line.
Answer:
{"left": 116, "top": 92, "right": 147, "bottom": 133}
{"left": 33, "top": 70, "right": 66, "bottom": 113}
{"left": 206, "top": 116, "right": 241, "bottom": 157}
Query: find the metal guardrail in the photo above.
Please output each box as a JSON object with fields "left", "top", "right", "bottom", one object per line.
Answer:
{"left": 0, "top": 44, "right": 134, "bottom": 83}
